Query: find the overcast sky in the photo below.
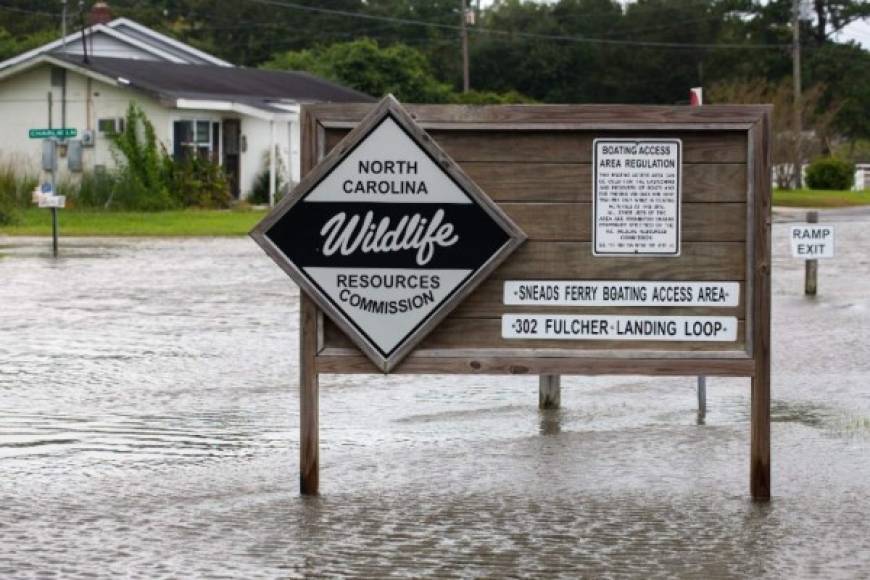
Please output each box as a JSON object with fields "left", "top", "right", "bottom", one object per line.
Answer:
{"left": 477, "top": 0, "right": 870, "bottom": 50}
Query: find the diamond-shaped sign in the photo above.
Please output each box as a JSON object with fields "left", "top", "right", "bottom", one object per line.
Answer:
{"left": 251, "top": 95, "right": 526, "bottom": 372}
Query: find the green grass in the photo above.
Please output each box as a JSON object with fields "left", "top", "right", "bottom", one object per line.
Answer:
{"left": 773, "top": 188, "right": 870, "bottom": 208}
{"left": 0, "top": 208, "right": 268, "bottom": 237}
{"left": 3, "top": 190, "right": 869, "bottom": 238}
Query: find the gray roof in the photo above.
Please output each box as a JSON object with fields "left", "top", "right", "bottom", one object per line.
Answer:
{"left": 58, "top": 55, "right": 374, "bottom": 111}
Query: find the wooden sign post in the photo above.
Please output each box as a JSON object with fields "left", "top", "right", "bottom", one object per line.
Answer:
{"left": 255, "top": 100, "right": 772, "bottom": 500}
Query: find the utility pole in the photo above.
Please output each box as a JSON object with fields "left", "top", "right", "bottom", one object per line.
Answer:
{"left": 61, "top": 0, "right": 68, "bottom": 49}
{"left": 792, "top": 0, "right": 802, "bottom": 189}
{"left": 460, "top": 0, "right": 470, "bottom": 93}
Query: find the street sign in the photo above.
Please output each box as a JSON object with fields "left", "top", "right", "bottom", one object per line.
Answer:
{"left": 593, "top": 138, "right": 682, "bottom": 256}
{"left": 38, "top": 195, "right": 65, "bottom": 209}
{"left": 790, "top": 224, "right": 834, "bottom": 258}
{"left": 504, "top": 281, "right": 740, "bottom": 308}
{"left": 502, "top": 314, "right": 737, "bottom": 342}
{"left": 251, "top": 95, "right": 526, "bottom": 371}
{"left": 29, "top": 128, "right": 77, "bottom": 139}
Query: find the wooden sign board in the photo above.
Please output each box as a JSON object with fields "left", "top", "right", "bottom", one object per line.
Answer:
{"left": 291, "top": 102, "right": 772, "bottom": 499}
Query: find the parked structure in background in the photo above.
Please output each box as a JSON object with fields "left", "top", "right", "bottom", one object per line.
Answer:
{"left": 855, "top": 165, "right": 870, "bottom": 191}
{"left": 0, "top": 3, "right": 372, "bottom": 201}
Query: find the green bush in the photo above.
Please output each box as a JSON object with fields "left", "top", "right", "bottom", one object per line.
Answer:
{"left": 805, "top": 157, "right": 854, "bottom": 191}
{"left": 108, "top": 103, "right": 176, "bottom": 211}
{"left": 74, "top": 170, "right": 119, "bottom": 207}
{"left": 248, "top": 147, "right": 289, "bottom": 205}
{"left": 0, "top": 187, "right": 18, "bottom": 225}
{"left": 169, "top": 154, "right": 232, "bottom": 208}
{"left": 0, "top": 160, "right": 37, "bottom": 225}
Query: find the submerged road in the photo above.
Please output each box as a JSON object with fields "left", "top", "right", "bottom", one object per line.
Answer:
{"left": 1, "top": 215, "right": 868, "bottom": 578}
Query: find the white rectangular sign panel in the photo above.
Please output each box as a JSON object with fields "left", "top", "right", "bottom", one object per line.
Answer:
{"left": 593, "top": 138, "right": 682, "bottom": 256}
{"left": 38, "top": 194, "right": 65, "bottom": 208}
{"left": 502, "top": 314, "right": 737, "bottom": 341}
{"left": 504, "top": 281, "right": 739, "bottom": 307}
{"left": 790, "top": 225, "right": 834, "bottom": 258}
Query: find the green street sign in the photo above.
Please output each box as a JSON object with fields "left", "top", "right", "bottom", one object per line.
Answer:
{"left": 29, "top": 128, "right": 77, "bottom": 139}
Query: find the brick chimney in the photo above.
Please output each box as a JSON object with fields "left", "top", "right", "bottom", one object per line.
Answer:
{"left": 88, "top": 2, "right": 113, "bottom": 26}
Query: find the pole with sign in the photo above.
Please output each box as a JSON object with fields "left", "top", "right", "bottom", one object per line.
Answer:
{"left": 30, "top": 127, "right": 73, "bottom": 257}
{"left": 34, "top": 182, "right": 65, "bottom": 257}
{"left": 790, "top": 211, "right": 834, "bottom": 295}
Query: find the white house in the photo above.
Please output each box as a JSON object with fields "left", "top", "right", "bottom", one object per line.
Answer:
{"left": 0, "top": 5, "right": 372, "bottom": 200}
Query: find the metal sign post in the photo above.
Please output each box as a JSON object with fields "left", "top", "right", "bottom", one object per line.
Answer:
{"left": 35, "top": 182, "right": 65, "bottom": 258}
{"left": 31, "top": 128, "right": 72, "bottom": 258}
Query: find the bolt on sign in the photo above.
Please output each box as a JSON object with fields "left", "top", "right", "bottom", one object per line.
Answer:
{"left": 252, "top": 97, "right": 772, "bottom": 500}
{"left": 251, "top": 96, "right": 526, "bottom": 372}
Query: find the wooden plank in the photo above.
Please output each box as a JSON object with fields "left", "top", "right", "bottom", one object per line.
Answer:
{"left": 458, "top": 163, "right": 747, "bottom": 203}
{"left": 502, "top": 203, "right": 746, "bottom": 242}
{"left": 750, "top": 110, "right": 773, "bottom": 501}
{"left": 539, "top": 375, "right": 561, "bottom": 409}
{"left": 315, "top": 354, "right": 757, "bottom": 376}
{"left": 299, "top": 294, "right": 319, "bottom": 496}
{"left": 322, "top": 317, "right": 746, "bottom": 352}
{"left": 493, "top": 242, "right": 745, "bottom": 280}
{"left": 309, "top": 103, "right": 770, "bottom": 127}
{"left": 450, "top": 278, "right": 746, "bottom": 318}
{"left": 324, "top": 129, "right": 747, "bottom": 164}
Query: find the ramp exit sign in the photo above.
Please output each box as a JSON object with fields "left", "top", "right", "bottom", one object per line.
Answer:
{"left": 790, "top": 224, "right": 834, "bottom": 258}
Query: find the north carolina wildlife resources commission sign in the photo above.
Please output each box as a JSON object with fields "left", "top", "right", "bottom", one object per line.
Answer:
{"left": 251, "top": 96, "right": 526, "bottom": 372}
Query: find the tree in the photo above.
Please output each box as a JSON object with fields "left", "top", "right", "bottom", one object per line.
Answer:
{"left": 709, "top": 79, "right": 839, "bottom": 188}
{"left": 263, "top": 39, "right": 453, "bottom": 102}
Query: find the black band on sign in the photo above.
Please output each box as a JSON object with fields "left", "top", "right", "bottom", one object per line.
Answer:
{"left": 267, "top": 202, "right": 510, "bottom": 270}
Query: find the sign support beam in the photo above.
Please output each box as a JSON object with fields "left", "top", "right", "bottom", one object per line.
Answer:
{"left": 804, "top": 211, "right": 818, "bottom": 296}
{"left": 750, "top": 115, "right": 772, "bottom": 501}
{"left": 51, "top": 207, "right": 59, "bottom": 257}
{"left": 300, "top": 294, "right": 320, "bottom": 495}
{"left": 539, "top": 375, "right": 561, "bottom": 409}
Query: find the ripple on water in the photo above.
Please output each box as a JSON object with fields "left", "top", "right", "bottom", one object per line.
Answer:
{"left": 1, "top": 232, "right": 869, "bottom": 578}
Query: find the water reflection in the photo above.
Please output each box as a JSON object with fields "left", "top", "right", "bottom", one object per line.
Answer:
{"left": 538, "top": 408, "right": 563, "bottom": 436}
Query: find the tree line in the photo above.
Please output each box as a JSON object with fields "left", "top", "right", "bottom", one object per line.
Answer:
{"left": 1, "top": 0, "right": 868, "bottom": 145}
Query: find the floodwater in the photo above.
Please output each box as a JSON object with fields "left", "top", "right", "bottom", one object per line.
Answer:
{"left": 1, "top": 213, "right": 869, "bottom": 579}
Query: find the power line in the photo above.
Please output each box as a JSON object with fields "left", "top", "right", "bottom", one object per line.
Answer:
{"left": 240, "top": 0, "right": 792, "bottom": 50}
{"left": 0, "top": 3, "right": 59, "bottom": 19}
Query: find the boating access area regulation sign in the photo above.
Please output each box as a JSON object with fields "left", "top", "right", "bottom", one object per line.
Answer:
{"left": 250, "top": 95, "right": 526, "bottom": 372}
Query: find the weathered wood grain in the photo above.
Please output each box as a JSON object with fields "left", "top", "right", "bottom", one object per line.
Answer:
{"left": 324, "top": 129, "right": 747, "bottom": 164}
{"left": 458, "top": 163, "right": 747, "bottom": 203}
{"left": 493, "top": 242, "right": 745, "bottom": 280}
{"left": 309, "top": 102, "right": 769, "bottom": 127}
{"left": 315, "top": 354, "right": 757, "bottom": 376}
{"left": 750, "top": 109, "right": 773, "bottom": 501}
{"left": 299, "top": 294, "right": 319, "bottom": 496}
{"left": 502, "top": 202, "right": 746, "bottom": 242}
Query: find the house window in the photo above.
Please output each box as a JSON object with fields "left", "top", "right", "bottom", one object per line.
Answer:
{"left": 173, "top": 119, "right": 218, "bottom": 161}
{"left": 97, "top": 117, "right": 125, "bottom": 134}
